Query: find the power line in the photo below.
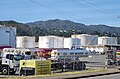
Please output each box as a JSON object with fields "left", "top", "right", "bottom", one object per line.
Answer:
{"left": 71, "top": 0, "right": 118, "bottom": 17}
{"left": 81, "top": 0, "right": 116, "bottom": 15}
{"left": 69, "top": 0, "right": 89, "bottom": 8}
{"left": 83, "top": 0, "right": 120, "bottom": 18}
{"left": 29, "top": 0, "right": 86, "bottom": 23}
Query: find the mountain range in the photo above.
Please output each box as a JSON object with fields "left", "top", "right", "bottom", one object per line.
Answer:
{"left": 0, "top": 19, "right": 120, "bottom": 37}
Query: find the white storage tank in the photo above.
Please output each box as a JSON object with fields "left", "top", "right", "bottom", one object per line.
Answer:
{"left": 54, "top": 37, "right": 64, "bottom": 48}
{"left": 98, "top": 36, "right": 117, "bottom": 45}
{"left": 71, "top": 34, "right": 98, "bottom": 46}
{"left": 39, "top": 36, "right": 54, "bottom": 48}
{"left": 16, "top": 36, "right": 35, "bottom": 48}
{"left": 0, "top": 26, "right": 16, "bottom": 47}
{"left": 64, "top": 38, "right": 80, "bottom": 49}
{"left": 35, "top": 42, "right": 39, "bottom": 48}
{"left": 39, "top": 36, "right": 64, "bottom": 48}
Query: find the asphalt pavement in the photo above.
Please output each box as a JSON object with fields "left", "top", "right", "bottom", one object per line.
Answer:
{"left": 81, "top": 73, "right": 120, "bottom": 79}
{"left": 0, "top": 68, "right": 120, "bottom": 79}
{"left": 25, "top": 68, "right": 120, "bottom": 79}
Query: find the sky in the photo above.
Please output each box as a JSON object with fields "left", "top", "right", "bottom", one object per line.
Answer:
{"left": 0, "top": 0, "right": 120, "bottom": 27}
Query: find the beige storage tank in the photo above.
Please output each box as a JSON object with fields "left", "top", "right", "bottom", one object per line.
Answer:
{"left": 16, "top": 36, "right": 35, "bottom": 48}
{"left": 64, "top": 38, "right": 80, "bottom": 49}
{"left": 71, "top": 34, "right": 98, "bottom": 46}
{"left": 39, "top": 36, "right": 64, "bottom": 48}
{"left": 98, "top": 36, "right": 117, "bottom": 45}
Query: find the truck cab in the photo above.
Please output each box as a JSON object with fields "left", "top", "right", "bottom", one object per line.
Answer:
{"left": 0, "top": 52, "right": 24, "bottom": 75}
{"left": 0, "top": 48, "right": 30, "bottom": 75}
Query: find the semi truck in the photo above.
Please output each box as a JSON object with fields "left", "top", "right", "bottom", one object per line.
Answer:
{"left": 27, "top": 48, "right": 88, "bottom": 71}
{"left": 19, "top": 48, "right": 89, "bottom": 75}
{"left": 0, "top": 48, "right": 89, "bottom": 75}
{"left": 0, "top": 48, "right": 31, "bottom": 75}
{"left": 50, "top": 48, "right": 88, "bottom": 71}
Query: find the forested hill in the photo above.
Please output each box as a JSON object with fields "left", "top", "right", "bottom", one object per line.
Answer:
{"left": 0, "top": 19, "right": 120, "bottom": 37}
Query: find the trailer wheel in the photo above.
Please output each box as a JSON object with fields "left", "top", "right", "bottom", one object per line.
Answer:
{"left": 77, "top": 62, "right": 86, "bottom": 70}
{"left": 10, "top": 71, "right": 16, "bottom": 75}
{"left": 82, "top": 63, "right": 86, "bottom": 70}
{"left": 118, "top": 68, "right": 120, "bottom": 70}
{"left": 2, "top": 67, "right": 8, "bottom": 75}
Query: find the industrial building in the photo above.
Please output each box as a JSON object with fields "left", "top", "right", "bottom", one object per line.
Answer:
{"left": 71, "top": 34, "right": 119, "bottom": 54}
{"left": 15, "top": 34, "right": 119, "bottom": 54}
{"left": 82, "top": 36, "right": 118, "bottom": 54}
{"left": 1, "top": 25, "right": 119, "bottom": 56}
{"left": 0, "top": 26, "right": 16, "bottom": 47}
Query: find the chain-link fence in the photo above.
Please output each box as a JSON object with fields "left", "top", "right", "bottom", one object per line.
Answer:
{"left": 51, "top": 54, "right": 107, "bottom": 74}
{"left": 51, "top": 55, "right": 86, "bottom": 74}
{"left": 1, "top": 51, "right": 118, "bottom": 76}
{"left": 80, "top": 54, "right": 106, "bottom": 69}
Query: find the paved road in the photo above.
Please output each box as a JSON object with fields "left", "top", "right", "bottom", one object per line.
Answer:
{"left": 81, "top": 73, "right": 120, "bottom": 79}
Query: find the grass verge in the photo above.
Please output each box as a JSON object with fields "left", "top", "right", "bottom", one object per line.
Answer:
{"left": 1, "top": 68, "right": 106, "bottom": 79}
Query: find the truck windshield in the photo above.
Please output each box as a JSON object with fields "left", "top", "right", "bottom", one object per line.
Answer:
{"left": 14, "top": 54, "right": 24, "bottom": 61}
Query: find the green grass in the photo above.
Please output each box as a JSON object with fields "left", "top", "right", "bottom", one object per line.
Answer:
{"left": 1, "top": 68, "right": 106, "bottom": 79}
